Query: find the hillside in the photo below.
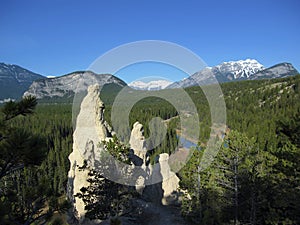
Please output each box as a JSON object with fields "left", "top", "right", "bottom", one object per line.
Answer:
{"left": 0, "top": 63, "right": 44, "bottom": 101}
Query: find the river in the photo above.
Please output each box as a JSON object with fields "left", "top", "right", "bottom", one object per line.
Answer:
{"left": 178, "top": 135, "right": 201, "bottom": 150}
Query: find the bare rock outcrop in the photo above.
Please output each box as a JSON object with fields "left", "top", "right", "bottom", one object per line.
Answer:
{"left": 24, "top": 71, "right": 126, "bottom": 99}
{"left": 129, "top": 121, "right": 148, "bottom": 165}
{"left": 158, "top": 153, "right": 180, "bottom": 205}
{"left": 68, "top": 84, "right": 180, "bottom": 223}
{"left": 68, "top": 84, "right": 112, "bottom": 222}
{"left": 129, "top": 121, "right": 180, "bottom": 205}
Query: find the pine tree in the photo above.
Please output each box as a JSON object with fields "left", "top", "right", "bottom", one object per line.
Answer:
{"left": 0, "top": 96, "right": 47, "bottom": 179}
{"left": 75, "top": 137, "right": 136, "bottom": 221}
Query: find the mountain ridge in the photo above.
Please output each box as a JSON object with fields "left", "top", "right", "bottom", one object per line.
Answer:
{"left": 24, "top": 71, "right": 126, "bottom": 99}
{"left": 1, "top": 59, "right": 298, "bottom": 101}
{"left": 167, "top": 59, "right": 299, "bottom": 88}
{"left": 0, "top": 63, "right": 44, "bottom": 101}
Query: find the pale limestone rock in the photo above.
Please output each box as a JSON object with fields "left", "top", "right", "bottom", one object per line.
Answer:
{"left": 129, "top": 122, "right": 180, "bottom": 205}
{"left": 129, "top": 121, "right": 148, "bottom": 163}
{"left": 158, "top": 153, "right": 180, "bottom": 205}
{"left": 68, "top": 84, "right": 112, "bottom": 223}
{"left": 68, "top": 84, "right": 180, "bottom": 223}
{"left": 129, "top": 121, "right": 148, "bottom": 193}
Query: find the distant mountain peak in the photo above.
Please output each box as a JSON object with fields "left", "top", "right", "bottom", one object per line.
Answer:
{"left": 167, "top": 59, "right": 298, "bottom": 88}
{"left": 214, "top": 59, "right": 265, "bottom": 79}
{"left": 226, "top": 58, "right": 261, "bottom": 64}
{"left": 24, "top": 71, "right": 126, "bottom": 99}
{"left": 128, "top": 79, "right": 172, "bottom": 90}
{"left": 0, "top": 63, "right": 44, "bottom": 100}
{"left": 251, "top": 62, "right": 298, "bottom": 79}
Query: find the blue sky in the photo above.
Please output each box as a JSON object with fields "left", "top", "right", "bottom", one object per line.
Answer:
{"left": 0, "top": 0, "right": 299, "bottom": 83}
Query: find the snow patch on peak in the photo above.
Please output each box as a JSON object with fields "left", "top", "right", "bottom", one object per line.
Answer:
{"left": 129, "top": 79, "right": 172, "bottom": 91}
{"left": 214, "top": 59, "right": 265, "bottom": 79}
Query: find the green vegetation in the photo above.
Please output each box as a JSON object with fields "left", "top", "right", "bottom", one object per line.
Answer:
{"left": 0, "top": 75, "right": 299, "bottom": 224}
{"left": 179, "top": 129, "right": 299, "bottom": 224}
{"left": 179, "top": 75, "right": 300, "bottom": 224}
{"left": 75, "top": 138, "right": 136, "bottom": 222}
{"left": 0, "top": 97, "right": 70, "bottom": 224}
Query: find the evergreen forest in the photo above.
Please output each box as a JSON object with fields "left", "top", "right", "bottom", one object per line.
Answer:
{"left": 0, "top": 75, "right": 300, "bottom": 224}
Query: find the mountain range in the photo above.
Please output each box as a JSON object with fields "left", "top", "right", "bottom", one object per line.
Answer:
{"left": 0, "top": 63, "right": 44, "bottom": 101}
{"left": 128, "top": 80, "right": 172, "bottom": 91}
{"left": 0, "top": 59, "right": 298, "bottom": 101}
{"left": 167, "top": 59, "right": 299, "bottom": 88}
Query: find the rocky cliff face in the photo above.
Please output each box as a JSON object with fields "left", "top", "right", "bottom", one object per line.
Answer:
{"left": 249, "top": 62, "right": 299, "bottom": 79}
{"left": 68, "top": 85, "right": 180, "bottom": 223}
{"left": 24, "top": 71, "right": 126, "bottom": 99}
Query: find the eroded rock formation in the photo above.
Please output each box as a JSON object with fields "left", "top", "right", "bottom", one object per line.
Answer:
{"left": 68, "top": 85, "right": 112, "bottom": 222}
{"left": 68, "top": 84, "right": 180, "bottom": 223}
{"left": 129, "top": 121, "right": 179, "bottom": 205}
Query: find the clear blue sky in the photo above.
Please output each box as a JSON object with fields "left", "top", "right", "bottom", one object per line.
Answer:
{"left": 0, "top": 0, "right": 299, "bottom": 83}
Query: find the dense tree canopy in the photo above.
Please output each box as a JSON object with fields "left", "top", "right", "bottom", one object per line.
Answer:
{"left": 0, "top": 99, "right": 71, "bottom": 225}
{"left": 0, "top": 75, "right": 299, "bottom": 224}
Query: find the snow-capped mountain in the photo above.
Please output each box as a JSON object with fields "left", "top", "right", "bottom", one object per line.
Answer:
{"left": 3, "top": 59, "right": 298, "bottom": 101}
{"left": 129, "top": 80, "right": 172, "bottom": 90}
{"left": 167, "top": 59, "right": 298, "bottom": 88}
{"left": 213, "top": 59, "right": 265, "bottom": 80}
